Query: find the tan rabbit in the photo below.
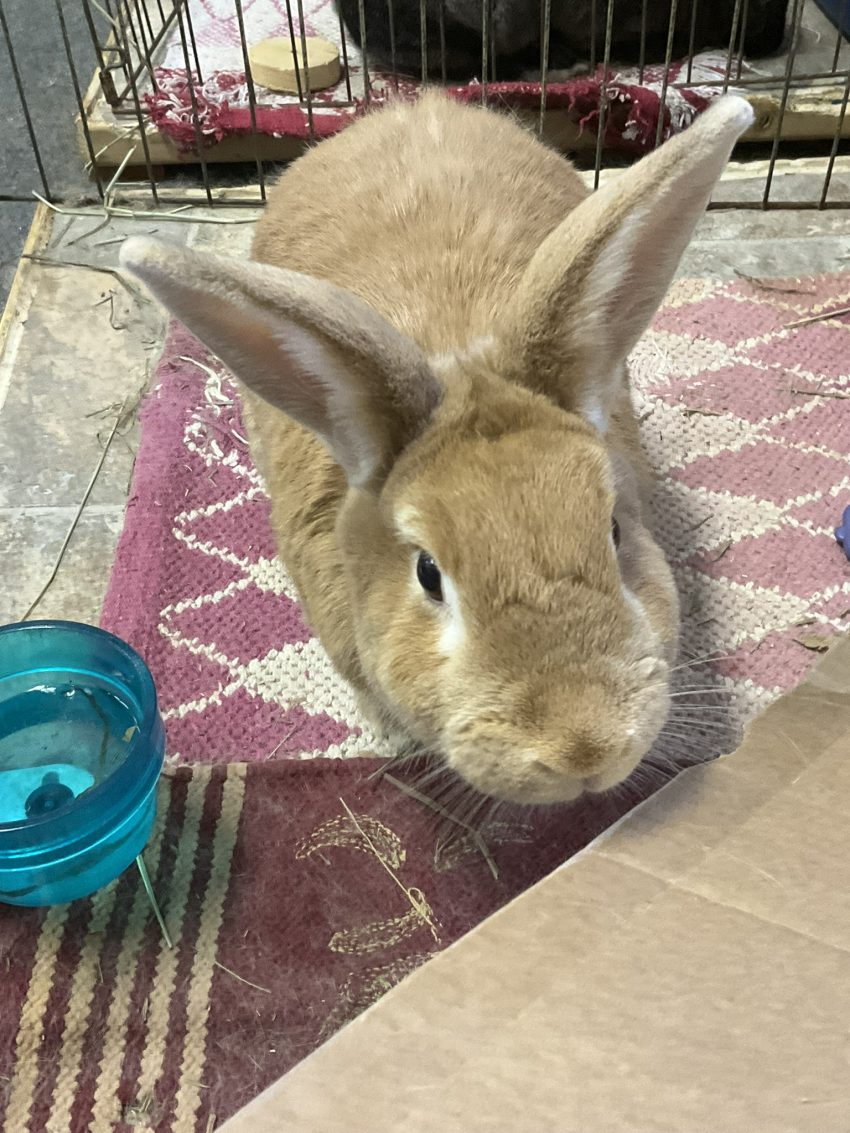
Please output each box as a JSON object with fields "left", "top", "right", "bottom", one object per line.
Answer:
{"left": 121, "top": 92, "right": 753, "bottom": 805}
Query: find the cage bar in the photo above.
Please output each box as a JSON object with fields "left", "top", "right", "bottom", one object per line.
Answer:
{"left": 183, "top": 0, "right": 204, "bottom": 83}
{"left": 357, "top": 0, "right": 371, "bottom": 106}
{"left": 294, "top": 0, "right": 317, "bottom": 140}
{"left": 124, "top": 0, "right": 156, "bottom": 88}
{"left": 639, "top": 0, "right": 649, "bottom": 83}
{"left": 821, "top": 46, "right": 850, "bottom": 202}
{"left": 685, "top": 0, "right": 699, "bottom": 83}
{"left": 233, "top": 0, "right": 267, "bottom": 201}
{"left": 734, "top": 0, "right": 750, "bottom": 82}
{"left": 386, "top": 0, "right": 399, "bottom": 89}
{"left": 480, "top": 0, "right": 489, "bottom": 101}
{"left": 654, "top": 0, "right": 680, "bottom": 148}
{"left": 420, "top": 0, "right": 428, "bottom": 83}
{"left": 722, "top": 0, "right": 745, "bottom": 93}
{"left": 437, "top": 0, "right": 447, "bottom": 84}
{"left": 594, "top": 0, "right": 616, "bottom": 189}
{"left": 763, "top": 0, "right": 807, "bottom": 206}
{"left": 54, "top": 0, "right": 107, "bottom": 200}
{"left": 174, "top": 0, "right": 211, "bottom": 203}
{"left": 538, "top": 0, "right": 552, "bottom": 132}
{"left": 1, "top": 0, "right": 52, "bottom": 200}
{"left": 284, "top": 0, "right": 305, "bottom": 101}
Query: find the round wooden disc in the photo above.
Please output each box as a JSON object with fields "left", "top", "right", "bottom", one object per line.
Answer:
{"left": 249, "top": 36, "right": 342, "bottom": 93}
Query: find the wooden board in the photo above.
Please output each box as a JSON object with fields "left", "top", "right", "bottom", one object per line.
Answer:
{"left": 0, "top": 203, "right": 53, "bottom": 363}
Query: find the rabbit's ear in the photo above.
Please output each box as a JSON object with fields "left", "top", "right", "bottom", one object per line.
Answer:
{"left": 120, "top": 237, "right": 440, "bottom": 487}
{"left": 502, "top": 95, "right": 753, "bottom": 431}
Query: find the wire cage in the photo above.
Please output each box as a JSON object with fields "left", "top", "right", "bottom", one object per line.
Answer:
{"left": 3, "top": 0, "right": 850, "bottom": 210}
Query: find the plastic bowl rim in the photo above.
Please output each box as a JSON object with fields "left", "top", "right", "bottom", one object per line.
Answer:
{"left": 0, "top": 619, "right": 164, "bottom": 855}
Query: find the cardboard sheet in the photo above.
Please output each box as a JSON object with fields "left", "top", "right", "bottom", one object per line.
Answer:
{"left": 221, "top": 636, "right": 850, "bottom": 1133}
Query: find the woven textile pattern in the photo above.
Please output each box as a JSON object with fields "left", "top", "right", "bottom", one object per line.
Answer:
{"left": 102, "top": 274, "right": 850, "bottom": 765}
{"left": 640, "top": 273, "right": 849, "bottom": 714}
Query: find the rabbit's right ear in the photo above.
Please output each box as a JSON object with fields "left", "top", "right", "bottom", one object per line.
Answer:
{"left": 501, "top": 95, "right": 754, "bottom": 431}
{"left": 120, "top": 238, "right": 441, "bottom": 488}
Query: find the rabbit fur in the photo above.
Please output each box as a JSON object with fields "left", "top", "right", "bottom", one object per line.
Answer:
{"left": 121, "top": 92, "right": 753, "bottom": 805}
{"left": 334, "top": 0, "right": 789, "bottom": 81}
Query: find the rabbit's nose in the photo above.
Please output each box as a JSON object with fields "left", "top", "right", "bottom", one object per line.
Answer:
{"left": 567, "top": 734, "right": 609, "bottom": 776}
{"left": 527, "top": 730, "right": 615, "bottom": 780}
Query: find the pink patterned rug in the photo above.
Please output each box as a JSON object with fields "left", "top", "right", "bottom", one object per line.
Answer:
{"left": 102, "top": 272, "right": 850, "bottom": 764}
{"left": 99, "top": 326, "right": 391, "bottom": 765}
{"left": 1, "top": 272, "right": 849, "bottom": 1133}
{"left": 637, "top": 272, "right": 850, "bottom": 708}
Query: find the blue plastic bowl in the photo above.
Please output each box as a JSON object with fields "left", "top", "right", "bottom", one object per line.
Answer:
{"left": 0, "top": 620, "right": 165, "bottom": 907}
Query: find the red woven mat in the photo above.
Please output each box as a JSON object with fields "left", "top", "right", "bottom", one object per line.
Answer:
{"left": 0, "top": 760, "right": 634, "bottom": 1132}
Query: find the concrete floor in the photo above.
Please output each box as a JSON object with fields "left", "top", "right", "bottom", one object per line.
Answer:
{"left": 1, "top": 173, "right": 849, "bottom": 627}
{"left": 0, "top": 205, "right": 253, "bottom": 625}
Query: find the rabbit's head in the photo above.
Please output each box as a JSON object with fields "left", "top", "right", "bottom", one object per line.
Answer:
{"left": 121, "top": 95, "right": 752, "bottom": 804}
{"left": 340, "top": 362, "right": 679, "bottom": 804}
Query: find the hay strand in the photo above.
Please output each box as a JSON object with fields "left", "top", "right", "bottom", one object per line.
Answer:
{"left": 383, "top": 773, "right": 499, "bottom": 881}
{"left": 339, "top": 797, "right": 441, "bottom": 943}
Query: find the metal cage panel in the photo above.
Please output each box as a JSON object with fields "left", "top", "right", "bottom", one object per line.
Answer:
{"left": 3, "top": 0, "right": 850, "bottom": 209}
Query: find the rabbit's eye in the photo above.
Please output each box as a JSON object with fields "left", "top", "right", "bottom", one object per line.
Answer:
{"left": 416, "top": 551, "right": 443, "bottom": 602}
{"left": 611, "top": 518, "right": 620, "bottom": 548}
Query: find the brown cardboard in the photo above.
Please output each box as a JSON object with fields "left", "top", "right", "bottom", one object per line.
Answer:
{"left": 221, "top": 637, "right": 850, "bottom": 1133}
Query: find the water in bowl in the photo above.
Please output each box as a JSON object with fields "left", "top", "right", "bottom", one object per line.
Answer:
{"left": 0, "top": 674, "right": 139, "bottom": 826}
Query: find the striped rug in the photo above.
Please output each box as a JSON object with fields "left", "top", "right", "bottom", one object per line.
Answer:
{"left": 0, "top": 761, "right": 635, "bottom": 1133}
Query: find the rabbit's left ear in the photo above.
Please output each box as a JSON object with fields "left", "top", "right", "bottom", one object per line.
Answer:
{"left": 501, "top": 95, "right": 753, "bottom": 431}
{"left": 120, "top": 238, "right": 441, "bottom": 488}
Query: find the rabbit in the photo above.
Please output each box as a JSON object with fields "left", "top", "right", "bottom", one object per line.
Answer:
{"left": 551, "top": 0, "right": 789, "bottom": 65}
{"left": 120, "top": 91, "right": 753, "bottom": 805}
{"left": 332, "top": 0, "right": 565, "bottom": 80}
{"left": 333, "top": 0, "right": 788, "bottom": 81}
